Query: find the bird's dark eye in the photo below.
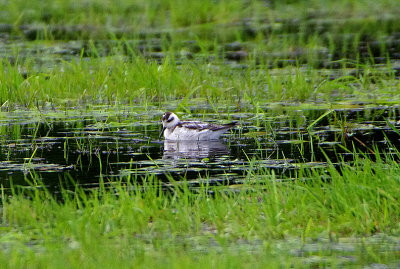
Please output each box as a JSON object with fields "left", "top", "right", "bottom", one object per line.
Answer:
{"left": 167, "top": 117, "right": 174, "bottom": 123}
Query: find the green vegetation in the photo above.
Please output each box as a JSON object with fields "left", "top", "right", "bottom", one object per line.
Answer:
{"left": 1, "top": 155, "right": 400, "bottom": 268}
{"left": 1, "top": 0, "right": 399, "bottom": 109}
{"left": 2, "top": 0, "right": 400, "bottom": 37}
{"left": 1, "top": 56, "right": 399, "bottom": 109}
{"left": 1, "top": 0, "right": 400, "bottom": 109}
{"left": 1, "top": 0, "right": 400, "bottom": 268}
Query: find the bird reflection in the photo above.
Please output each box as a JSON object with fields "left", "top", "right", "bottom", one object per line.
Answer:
{"left": 163, "top": 140, "right": 230, "bottom": 160}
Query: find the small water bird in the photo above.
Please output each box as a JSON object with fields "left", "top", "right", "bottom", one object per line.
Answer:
{"left": 159, "top": 112, "right": 236, "bottom": 141}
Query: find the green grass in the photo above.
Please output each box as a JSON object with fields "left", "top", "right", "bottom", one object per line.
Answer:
{"left": 2, "top": 0, "right": 400, "bottom": 31}
{"left": 1, "top": 55, "right": 399, "bottom": 110}
{"left": 0, "top": 1, "right": 399, "bottom": 110}
{"left": 1, "top": 155, "right": 400, "bottom": 268}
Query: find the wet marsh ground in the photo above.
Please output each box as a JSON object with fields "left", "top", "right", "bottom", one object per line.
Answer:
{"left": 1, "top": 0, "right": 400, "bottom": 268}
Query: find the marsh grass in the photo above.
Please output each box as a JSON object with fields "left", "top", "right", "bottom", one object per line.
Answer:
{"left": 1, "top": 0, "right": 400, "bottom": 111}
{"left": 2, "top": 0, "right": 400, "bottom": 37}
{"left": 1, "top": 151, "right": 400, "bottom": 268}
{"left": 1, "top": 54, "right": 399, "bottom": 110}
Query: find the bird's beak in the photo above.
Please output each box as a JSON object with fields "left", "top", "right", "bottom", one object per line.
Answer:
{"left": 159, "top": 126, "right": 166, "bottom": 139}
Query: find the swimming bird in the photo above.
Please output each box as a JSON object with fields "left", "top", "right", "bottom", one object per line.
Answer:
{"left": 159, "top": 112, "right": 236, "bottom": 141}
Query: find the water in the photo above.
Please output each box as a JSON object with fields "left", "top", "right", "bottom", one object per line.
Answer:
{"left": 1, "top": 105, "right": 399, "bottom": 192}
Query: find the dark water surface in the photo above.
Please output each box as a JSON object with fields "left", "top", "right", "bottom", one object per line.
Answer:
{"left": 1, "top": 105, "right": 399, "bottom": 192}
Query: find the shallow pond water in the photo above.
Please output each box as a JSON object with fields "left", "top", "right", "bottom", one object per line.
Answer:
{"left": 0, "top": 104, "right": 399, "bottom": 192}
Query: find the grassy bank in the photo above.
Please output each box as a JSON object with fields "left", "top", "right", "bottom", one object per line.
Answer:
{"left": 1, "top": 155, "right": 400, "bottom": 268}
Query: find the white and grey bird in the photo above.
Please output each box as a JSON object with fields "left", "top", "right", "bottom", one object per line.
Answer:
{"left": 159, "top": 112, "right": 236, "bottom": 141}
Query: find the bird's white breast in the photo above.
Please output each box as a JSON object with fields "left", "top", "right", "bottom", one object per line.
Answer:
{"left": 164, "top": 125, "right": 226, "bottom": 141}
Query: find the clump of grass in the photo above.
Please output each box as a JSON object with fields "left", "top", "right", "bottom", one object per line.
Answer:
{"left": 1, "top": 152, "right": 400, "bottom": 267}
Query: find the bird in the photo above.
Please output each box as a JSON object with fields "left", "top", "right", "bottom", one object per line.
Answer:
{"left": 159, "top": 112, "right": 236, "bottom": 141}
